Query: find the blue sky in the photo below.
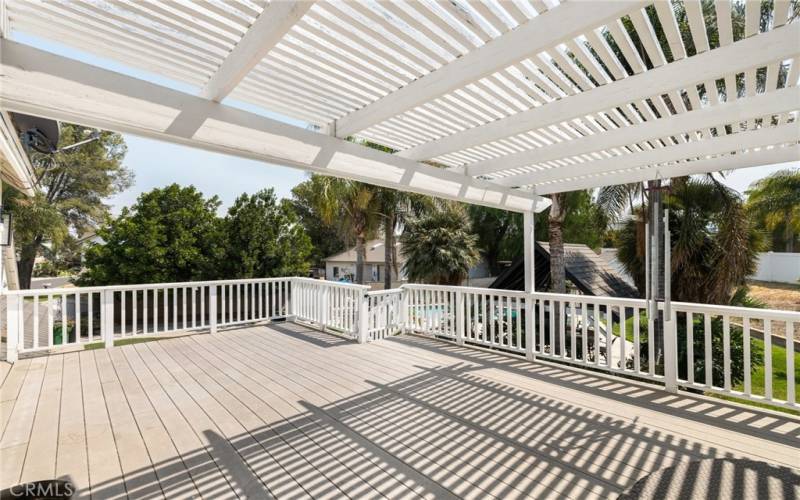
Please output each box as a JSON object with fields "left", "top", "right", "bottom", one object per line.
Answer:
{"left": 13, "top": 32, "right": 795, "bottom": 215}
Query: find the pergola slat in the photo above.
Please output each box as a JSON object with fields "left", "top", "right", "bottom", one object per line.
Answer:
{"left": 468, "top": 86, "right": 799, "bottom": 177}
{"left": 398, "top": 22, "right": 800, "bottom": 161}
{"left": 334, "top": 1, "right": 645, "bottom": 137}
{"left": 2, "top": 0, "right": 797, "bottom": 199}
{"left": 200, "top": 1, "right": 313, "bottom": 101}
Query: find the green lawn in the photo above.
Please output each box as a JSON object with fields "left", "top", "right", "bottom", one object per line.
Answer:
{"left": 609, "top": 311, "right": 799, "bottom": 413}
{"left": 734, "top": 338, "right": 800, "bottom": 406}
{"left": 84, "top": 336, "right": 164, "bottom": 350}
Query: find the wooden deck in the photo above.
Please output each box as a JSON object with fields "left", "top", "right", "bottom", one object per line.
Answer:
{"left": 1, "top": 323, "right": 798, "bottom": 499}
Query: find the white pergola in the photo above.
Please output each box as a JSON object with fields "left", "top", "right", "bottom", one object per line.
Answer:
{"left": 0, "top": 0, "right": 797, "bottom": 211}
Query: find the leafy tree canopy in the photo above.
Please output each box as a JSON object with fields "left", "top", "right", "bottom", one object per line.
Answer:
{"left": 617, "top": 177, "right": 764, "bottom": 304}
{"left": 4, "top": 124, "right": 132, "bottom": 288}
{"left": 80, "top": 184, "right": 224, "bottom": 285}
{"left": 223, "top": 188, "right": 312, "bottom": 278}
{"left": 401, "top": 203, "right": 480, "bottom": 285}
{"left": 290, "top": 175, "right": 348, "bottom": 266}
{"left": 746, "top": 168, "right": 800, "bottom": 252}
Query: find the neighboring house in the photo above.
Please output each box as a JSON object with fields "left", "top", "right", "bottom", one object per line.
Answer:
{"left": 490, "top": 242, "right": 639, "bottom": 298}
{"left": 323, "top": 239, "right": 493, "bottom": 286}
{"left": 323, "top": 240, "right": 406, "bottom": 284}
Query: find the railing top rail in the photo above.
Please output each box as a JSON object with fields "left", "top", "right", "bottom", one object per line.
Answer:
{"left": 530, "top": 290, "right": 648, "bottom": 307}
{"left": 366, "top": 289, "right": 404, "bottom": 297}
{"left": 291, "top": 277, "right": 371, "bottom": 291}
{"left": 665, "top": 300, "right": 800, "bottom": 321}
{"left": 3, "top": 276, "right": 293, "bottom": 296}
{"left": 402, "top": 283, "right": 530, "bottom": 297}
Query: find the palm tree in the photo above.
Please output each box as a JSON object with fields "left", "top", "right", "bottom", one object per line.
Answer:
{"left": 306, "top": 176, "right": 379, "bottom": 284}
{"left": 547, "top": 192, "right": 567, "bottom": 294}
{"left": 400, "top": 203, "right": 480, "bottom": 285}
{"left": 374, "top": 188, "right": 433, "bottom": 289}
{"left": 617, "top": 177, "right": 764, "bottom": 305}
{"left": 746, "top": 168, "right": 800, "bottom": 252}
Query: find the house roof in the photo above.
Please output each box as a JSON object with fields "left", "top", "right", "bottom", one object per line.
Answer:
{"left": 323, "top": 240, "right": 403, "bottom": 265}
{"left": 490, "top": 242, "right": 639, "bottom": 298}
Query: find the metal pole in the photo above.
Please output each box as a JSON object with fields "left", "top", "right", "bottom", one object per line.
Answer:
{"left": 664, "top": 209, "right": 671, "bottom": 318}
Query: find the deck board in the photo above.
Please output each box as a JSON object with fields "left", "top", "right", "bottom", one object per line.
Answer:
{"left": 1, "top": 324, "right": 798, "bottom": 499}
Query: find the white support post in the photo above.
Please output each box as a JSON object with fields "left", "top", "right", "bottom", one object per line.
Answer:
{"left": 209, "top": 285, "right": 218, "bottom": 334}
{"left": 6, "top": 294, "right": 19, "bottom": 362}
{"left": 358, "top": 293, "right": 369, "bottom": 344}
{"left": 456, "top": 290, "right": 465, "bottom": 346}
{"left": 523, "top": 211, "right": 536, "bottom": 361}
{"left": 320, "top": 285, "right": 329, "bottom": 331}
{"left": 400, "top": 288, "right": 408, "bottom": 334}
{"left": 662, "top": 209, "right": 678, "bottom": 393}
{"left": 102, "top": 289, "right": 114, "bottom": 349}
{"left": 289, "top": 279, "right": 297, "bottom": 320}
{"left": 664, "top": 308, "right": 678, "bottom": 393}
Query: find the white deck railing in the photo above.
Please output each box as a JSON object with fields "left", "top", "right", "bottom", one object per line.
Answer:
{"left": 4, "top": 278, "right": 798, "bottom": 411}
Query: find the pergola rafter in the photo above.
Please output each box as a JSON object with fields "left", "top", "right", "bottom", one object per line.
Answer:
{"left": 0, "top": 0, "right": 797, "bottom": 206}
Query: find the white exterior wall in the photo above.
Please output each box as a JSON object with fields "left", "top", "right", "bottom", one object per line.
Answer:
{"left": 325, "top": 261, "right": 356, "bottom": 281}
{"left": 752, "top": 252, "right": 800, "bottom": 284}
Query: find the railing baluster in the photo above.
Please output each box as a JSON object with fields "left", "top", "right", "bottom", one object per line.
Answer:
{"left": 33, "top": 295, "right": 39, "bottom": 350}
{"left": 120, "top": 290, "right": 126, "bottom": 337}
{"left": 200, "top": 286, "right": 206, "bottom": 327}
{"left": 723, "top": 314, "right": 731, "bottom": 392}
{"left": 605, "top": 304, "right": 612, "bottom": 368}
{"left": 743, "top": 316, "right": 751, "bottom": 396}
{"left": 75, "top": 292, "right": 81, "bottom": 344}
{"left": 704, "top": 313, "right": 712, "bottom": 387}
{"left": 89, "top": 292, "right": 94, "bottom": 341}
{"left": 516, "top": 296, "right": 522, "bottom": 350}
{"left": 787, "top": 321, "right": 795, "bottom": 406}
{"left": 61, "top": 294, "right": 67, "bottom": 345}
{"left": 687, "top": 311, "right": 694, "bottom": 384}
{"left": 132, "top": 290, "right": 137, "bottom": 335}
{"left": 764, "top": 319, "right": 773, "bottom": 400}
{"left": 619, "top": 306, "right": 626, "bottom": 371}
{"left": 633, "top": 307, "right": 640, "bottom": 373}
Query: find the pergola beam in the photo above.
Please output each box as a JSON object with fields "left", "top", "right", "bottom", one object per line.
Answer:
{"left": 534, "top": 144, "right": 800, "bottom": 195}
{"left": 200, "top": 1, "right": 314, "bottom": 102}
{"left": 468, "top": 86, "right": 800, "bottom": 177}
{"left": 0, "top": 40, "right": 550, "bottom": 213}
{"left": 334, "top": 1, "right": 646, "bottom": 138}
{"left": 399, "top": 22, "right": 800, "bottom": 162}
{"left": 494, "top": 122, "right": 798, "bottom": 187}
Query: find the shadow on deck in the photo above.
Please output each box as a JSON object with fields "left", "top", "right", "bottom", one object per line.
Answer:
{"left": 76, "top": 327, "right": 799, "bottom": 499}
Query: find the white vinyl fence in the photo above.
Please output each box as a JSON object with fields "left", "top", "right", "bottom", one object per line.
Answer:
{"left": 602, "top": 249, "right": 800, "bottom": 285}
{"left": 5, "top": 278, "right": 798, "bottom": 412}
{"left": 752, "top": 252, "right": 800, "bottom": 284}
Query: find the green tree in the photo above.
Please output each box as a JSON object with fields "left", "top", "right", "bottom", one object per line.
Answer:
{"left": 223, "top": 188, "right": 312, "bottom": 278}
{"left": 292, "top": 175, "right": 379, "bottom": 284}
{"left": 746, "top": 168, "right": 800, "bottom": 252}
{"left": 401, "top": 203, "right": 480, "bottom": 285}
{"left": 291, "top": 176, "right": 347, "bottom": 267}
{"left": 617, "top": 177, "right": 764, "bottom": 304}
{"left": 468, "top": 191, "right": 607, "bottom": 281}
{"left": 80, "top": 184, "right": 224, "bottom": 285}
{"left": 467, "top": 206, "right": 522, "bottom": 276}
{"left": 374, "top": 188, "right": 434, "bottom": 288}
{"left": 4, "top": 124, "right": 131, "bottom": 288}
